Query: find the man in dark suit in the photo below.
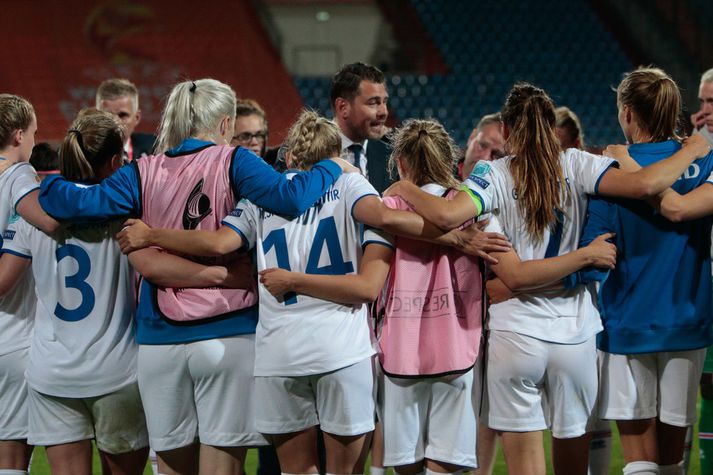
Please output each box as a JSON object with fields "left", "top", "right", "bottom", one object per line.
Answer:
{"left": 330, "top": 62, "right": 393, "bottom": 194}
{"left": 96, "top": 78, "right": 156, "bottom": 161}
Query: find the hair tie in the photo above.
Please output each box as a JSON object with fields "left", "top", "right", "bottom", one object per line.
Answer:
{"left": 68, "top": 129, "right": 84, "bottom": 146}
{"left": 68, "top": 128, "right": 88, "bottom": 156}
{"left": 189, "top": 81, "right": 197, "bottom": 93}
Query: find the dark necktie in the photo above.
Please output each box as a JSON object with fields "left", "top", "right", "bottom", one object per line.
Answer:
{"left": 348, "top": 143, "right": 364, "bottom": 174}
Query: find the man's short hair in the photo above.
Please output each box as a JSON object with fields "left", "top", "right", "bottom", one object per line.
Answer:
{"left": 702, "top": 68, "right": 713, "bottom": 87}
{"left": 330, "top": 63, "right": 385, "bottom": 108}
{"left": 477, "top": 112, "right": 503, "bottom": 131}
{"left": 95, "top": 78, "right": 139, "bottom": 110}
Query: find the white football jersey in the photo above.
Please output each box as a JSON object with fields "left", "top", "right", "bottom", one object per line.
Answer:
{"left": 465, "top": 149, "right": 615, "bottom": 343}
{"left": 223, "top": 172, "right": 378, "bottom": 377}
{"left": 3, "top": 218, "right": 137, "bottom": 397}
{"left": 0, "top": 162, "right": 39, "bottom": 355}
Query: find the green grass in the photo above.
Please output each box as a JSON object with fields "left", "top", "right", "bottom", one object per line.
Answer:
{"left": 27, "top": 421, "right": 701, "bottom": 474}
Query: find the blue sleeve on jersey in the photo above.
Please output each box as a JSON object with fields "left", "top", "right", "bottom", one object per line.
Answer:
{"left": 230, "top": 148, "right": 341, "bottom": 216}
{"left": 13, "top": 187, "right": 39, "bottom": 212}
{"left": 575, "top": 197, "right": 618, "bottom": 284}
{"left": 593, "top": 161, "right": 618, "bottom": 195}
{"left": 0, "top": 249, "right": 31, "bottom": 259}
{"left": 361, "top": 240, "right": 395, "bottom": 252}
{"left": 39, "top": 164, "right": 141, "bottom": 222}
{"left": 220, "top": 221, "right": 250, "bottom": 251}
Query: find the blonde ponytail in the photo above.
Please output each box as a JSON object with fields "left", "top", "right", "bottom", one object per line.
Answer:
{"left": 155, "top": 79, "right": 236, "bottom": 153}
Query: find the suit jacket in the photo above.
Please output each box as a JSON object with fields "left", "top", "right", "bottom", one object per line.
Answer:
{"left": 131, "top": 132, "right": 157, "bottom": 159}
{"left": 365, "top": 138, "right": 394, "bottom": 195}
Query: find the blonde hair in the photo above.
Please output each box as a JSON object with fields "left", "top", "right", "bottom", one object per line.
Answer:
{"left": 388, "top": 119, "right": 460, "bottom": 189}
{"left": 0, "top": 94, "right": 35, "bottom": 149}
{"left": 155, "top": 79, "right": 236, "bottom": 153}
{"left": 502, "top": 83, "right": 566, "bottom": 242}
{"left": 60, "top": 109, "right": 124, "bottom": 183}
{"left": 555, "top": 106, "right": 585, "bottom": 150}
{"left": 285, "top": 110, "right": 341, "bottom": 170}
{"left": 701, "top": 68, "right": 713, "bottom": 87}
{"left": 617, "top": 67, "right": 681, "bottom": 142}
{"left": 95, "top": 78, "right": 140, "bottom": 111}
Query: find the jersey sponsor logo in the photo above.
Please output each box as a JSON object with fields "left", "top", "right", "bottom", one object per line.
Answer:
{"left": 229, "top": 208, "right": 243, "bottom": 218}
{"left": 470, "top": 176, "right": 490, "bottom": 189}
{"left": 2, "top": 229, "right": 15, "bottom": 240}
{"left": 182, "top": 179, "right": 213, "bottom": 230}
{"left": 472, "top": 163, "right": 491, "bottom": 177}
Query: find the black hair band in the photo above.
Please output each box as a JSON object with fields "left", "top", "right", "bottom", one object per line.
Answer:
{"left": 68, "top": 129, "right": 86, "bottom": 153}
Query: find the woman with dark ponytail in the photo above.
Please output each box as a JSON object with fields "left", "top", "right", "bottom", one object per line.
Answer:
{"left": 384, "top": 82, "right": 710, "bottom": 474}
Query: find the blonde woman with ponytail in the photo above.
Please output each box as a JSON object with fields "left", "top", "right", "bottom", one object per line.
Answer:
{"left": 115, "top": 110, "right": 511, "bottom": 474}
{"left": 36, "top": 80, "right": 357, "bottom": 475}
{"left": 384, "top": 82, "right": 710, "bottom": 475}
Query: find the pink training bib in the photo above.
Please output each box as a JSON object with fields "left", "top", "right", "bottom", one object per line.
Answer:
{"left": 137, "top": 145, "right": 257, "bottom": 322}
{"left": 376, "top": 192, "right": 484, "bottom": 377}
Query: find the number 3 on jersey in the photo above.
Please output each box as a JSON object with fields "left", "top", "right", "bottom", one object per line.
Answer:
{"left": 55, "top": 244, "right": 95, "bottom": 321}
{"left": 262, "top": 217, "right": 354, "bottom": 305}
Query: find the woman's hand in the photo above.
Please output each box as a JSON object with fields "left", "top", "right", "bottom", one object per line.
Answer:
{"left": 383, "top": 180, "right": 416, "bottom": 198}
{"left": 116, "top": 219, "right": 153, "bottom": 254}
{"left": 453, "top": 221, "right": 511, "bottom": 264}
{"left": 604, "top": 144, "right": 639, "bottom": 172}
{"left": 581, "top": 232, "right": 617, "bottom": 269}
{"left": 329, "top": 157, "right": 360, "bottom": 174}
{"left": 486, "top": 277, "right": 515, "bottom": 304}
{"left": 682, "top": 133, "right": 711, "bottom": 158}
{"left": 259, "top": 268, "right": 297, "bottom": 297}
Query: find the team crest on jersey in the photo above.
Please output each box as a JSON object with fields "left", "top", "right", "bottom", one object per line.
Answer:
{"left": 2, "top": 230, "right": 15, "bottom": 241}
{"left": 182, "top": 179, "right": 213, "bottom": 230}
{"left": 472, "top": 163, "right": 491, "bottom": 177}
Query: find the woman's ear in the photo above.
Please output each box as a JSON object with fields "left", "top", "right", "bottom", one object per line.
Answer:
{"left": 284, "top": 150, "right": 294, "bottom": 169}
{"left": 220, "top": 116, "right": 233, "bottom": 142}
{"left": 111, "top": 153, "right": 123, "bottom": 171}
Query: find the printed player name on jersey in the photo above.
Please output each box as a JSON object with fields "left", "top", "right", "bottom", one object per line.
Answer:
{"left": 260, "top": 187, "right": 342, "bottom": 224}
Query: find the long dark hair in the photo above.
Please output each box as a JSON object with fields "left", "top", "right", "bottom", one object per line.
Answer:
{"left": 502, "top": 83, "right": 566, "bottom": 241}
